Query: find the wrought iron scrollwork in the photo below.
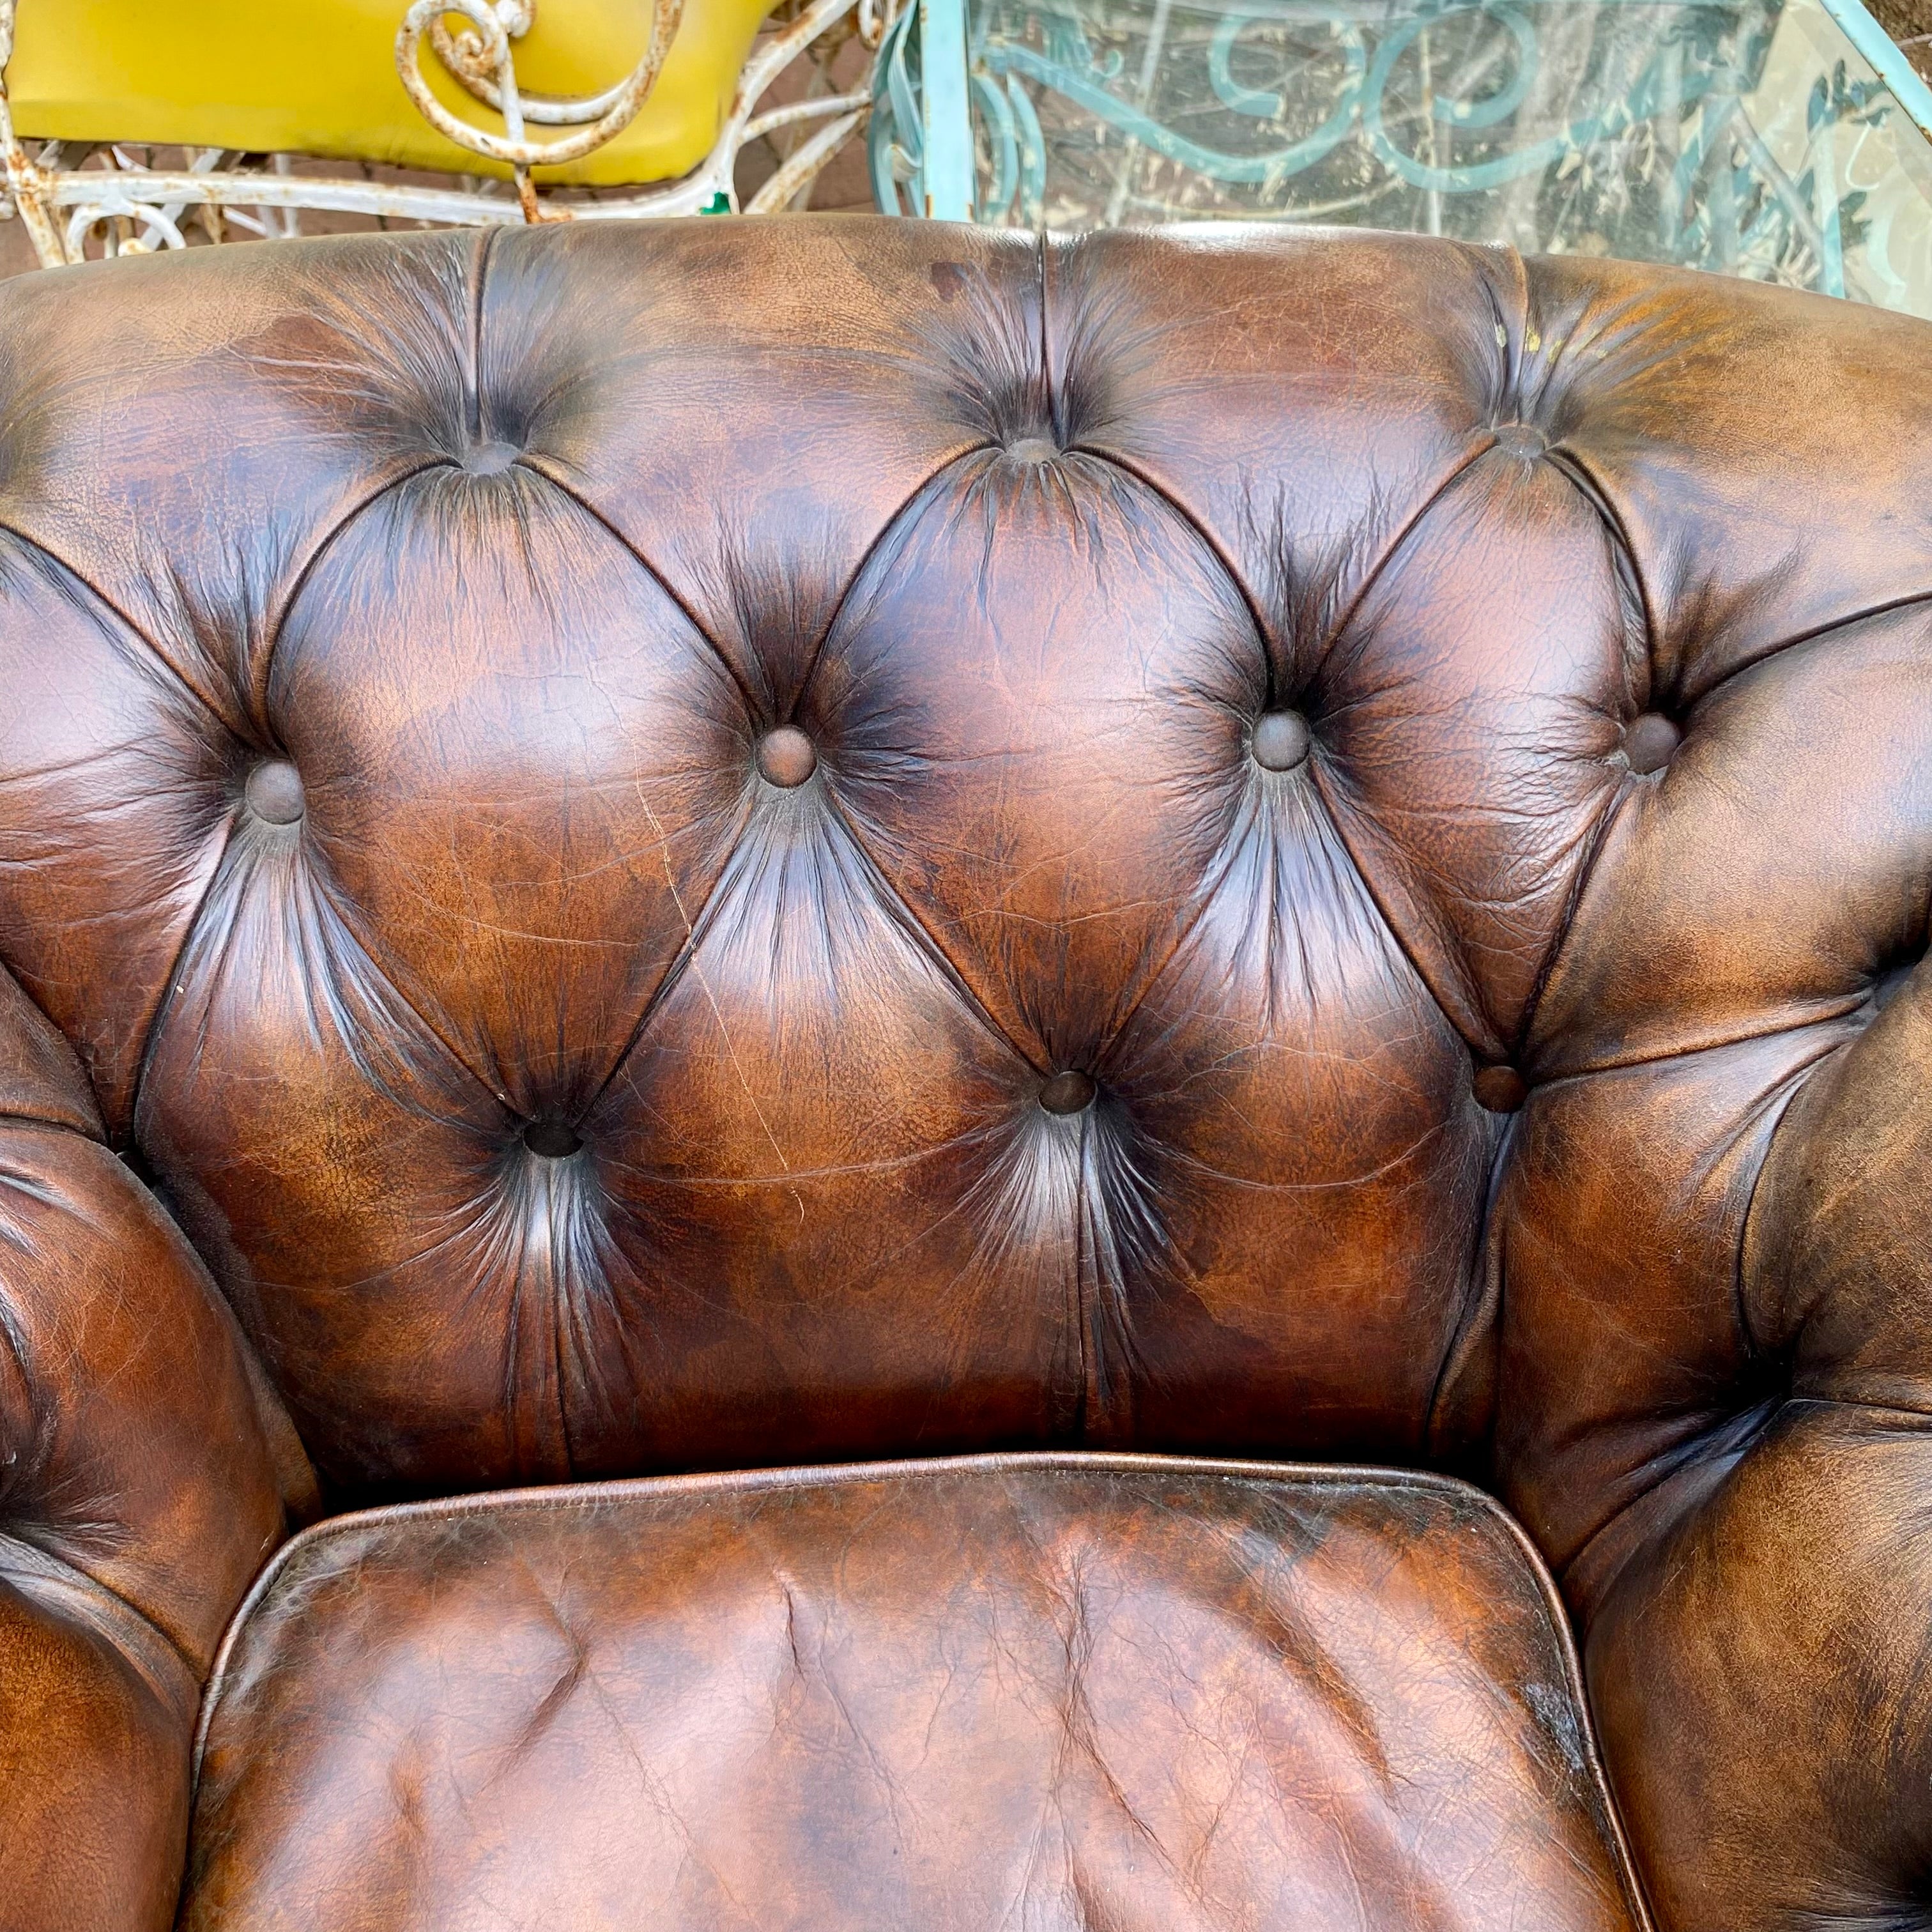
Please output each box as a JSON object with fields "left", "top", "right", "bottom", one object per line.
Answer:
{"left": 394, "top": 0, "right": 687, "bottom": 214}
{"left": 868, "top": 0, "right": 1932, "bottom": 311}
{"left": 0, "top": 0, "right": 885, "bottom": 265}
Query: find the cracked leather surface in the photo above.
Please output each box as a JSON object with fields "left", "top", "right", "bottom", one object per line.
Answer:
{"left": 185, "top": 1457, "right": 1644, "bottom": 1932}
{"left": 0, "top": 217, "right": 1928, "bottom": 1928}
{"left": 0, "top": 963, "right": 289, "bottom": 1929}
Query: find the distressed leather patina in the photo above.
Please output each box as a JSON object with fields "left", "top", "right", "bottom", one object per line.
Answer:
{"left": 0, "top": 218, "right": 1927, "bottom": 1930}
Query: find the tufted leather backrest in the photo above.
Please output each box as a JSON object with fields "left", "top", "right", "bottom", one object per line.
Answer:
{"left": 0, "top": 220, "right": 1926, "bottom": 1537}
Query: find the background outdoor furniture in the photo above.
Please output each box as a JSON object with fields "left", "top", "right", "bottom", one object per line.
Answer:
{"left": 876, "top": 0, "right": 1932, "bottom": 312}
{"left": 0, "top": 0, "right": 888, "bottom": 262}
{"left": 8, "top": 0, "right": 1932, "bottom": 314}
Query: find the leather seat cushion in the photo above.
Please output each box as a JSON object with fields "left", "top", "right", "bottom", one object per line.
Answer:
{"left": 184, "top": 1455, "right": 1647, "bottom": 1930}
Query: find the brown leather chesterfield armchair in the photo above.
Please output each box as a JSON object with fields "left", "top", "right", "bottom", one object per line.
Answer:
{"left": 0, "top": 217, "right": 1926, "bottom": 1932}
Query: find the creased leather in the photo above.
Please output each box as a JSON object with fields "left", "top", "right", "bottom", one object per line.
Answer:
{"left": 186, "top": 1455, "right": 1646, "bottom": 1932}
{"left": 0, "top": 220, "right": 1926, "bottom": 1930}
{"left": 0, "top": 960, "right": 287, "bottom": 1931}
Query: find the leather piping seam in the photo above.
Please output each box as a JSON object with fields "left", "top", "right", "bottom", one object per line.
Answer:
{"left": 1456, "top": 1469, "right": 1658, "bottom": 1929}
{"left": 244, "top": 454, "right": 459, "bottom": 733}
{"left": 0, "top": 519, "right": 235, "bottom": 733}
{"left": 0, "top": 1537, "right": 204, "bottom": 1713}
{"left": 190, "top": 1446, "right": 1654, "bottom": 1926}
{"left": 1680, "top": 587, "right": 1932, "bottom": 716}
{"left": 1731, "top": 1051, "right": 1822, "bottom": 1363}
{"left": 511, "top": 453, "right": 763, "bottom": 719}
{"left": 0, "top": 1108, "right": 100, "bottom": 1144}
{"left": 1423, "top": 1103, "right": 1519, "bottom": 1452}
{"left": 783, "top": 434, "right": 1002, "bottom": 725}
{"left": 467, "top": 224, "right": 497, "bottom": 448}
{"left": 1531, "top": 993, "right": 1871, "bottom": 1088}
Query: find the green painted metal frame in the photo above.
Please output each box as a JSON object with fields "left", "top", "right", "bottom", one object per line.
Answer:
{"left": 871, "top": 0, "right": 1932, "bottom": 316}
{"left": 1816, "top": 0, "right": 1932, "bottom": 138}
{"left": 917, "top": 0, "right": 976, "bottom": 214}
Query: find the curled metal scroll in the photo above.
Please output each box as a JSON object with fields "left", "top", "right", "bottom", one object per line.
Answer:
{"left": 394, "top": 0, "right": 687, "bottom": 171}
{"left": 1, "top": 0, "right": 878, "bottom": 264}
{"left": 870, "top": 0, "right": 1916, "bottom": 306}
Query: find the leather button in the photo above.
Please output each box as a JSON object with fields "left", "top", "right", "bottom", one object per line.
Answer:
{"left": 244, "top": 759, "right": 306, "bottom": 824}
{"left": 1039, "top": 1070, "right": 1096, "bottom": 1115}
{"left": 1473, "top": 1065, "right": 1528, "bottom": 1114}
{"left": 459, "top": 440, "right": 519, "bottom": 475}
{"left": 757, "top": 726, "right": 817, "bottom": 788}
{"left": 1490, "top": 424, "right": 1547, "bottom": 460}
{"left": 1624, "top": 712, "right": 1682, "bottom": 775}
{"left": 523, "top": 1121, "right": 583, "bottom": 1159}
{"left": 1251, "top": 710, "right": 1311, "bottom": 772}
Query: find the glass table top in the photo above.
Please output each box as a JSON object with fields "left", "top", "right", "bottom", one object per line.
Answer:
{"left": 871, "top": 0, "right": 1932, "bottom": 316}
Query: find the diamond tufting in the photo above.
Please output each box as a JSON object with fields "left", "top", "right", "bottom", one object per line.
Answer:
{"left": 0, "top": 220, "right": 1929, "bottom": 1932}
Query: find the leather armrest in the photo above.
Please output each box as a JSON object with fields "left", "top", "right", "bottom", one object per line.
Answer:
{"left": 1582, "top": 958, "right": 1932, "bottom": 1928}
{"left": 0, "top": 967, "right": 288, "bottom": 1931}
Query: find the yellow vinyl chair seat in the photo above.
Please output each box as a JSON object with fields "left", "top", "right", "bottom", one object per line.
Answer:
{"left": 8, "top": 0, "right": 774, "bottom": 185}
